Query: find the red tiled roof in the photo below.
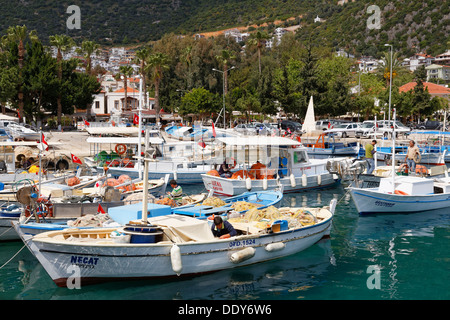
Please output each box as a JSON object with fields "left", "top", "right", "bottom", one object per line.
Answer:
{"left": 399, "top": 82, "right": 450, "bottom": 94}
{"left": 114, "top": 87, "right": 139, "bottom": 93}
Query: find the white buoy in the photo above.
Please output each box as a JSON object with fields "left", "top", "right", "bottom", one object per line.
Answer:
{"left": 317, "top": 174, "right": 322, "bottom": 186}
{"left": 290, "top": 174, "right": 296, "bottom": 187}
{"left": 230, "top": 247, "right": 255, "bottom": 263}
{"left": 245, "top": 177, "right": 252, "bottom": 190}
{"left": 302, "top": 173, "right": 307, "bottom": 187}
{"left": 265, "top": 242, "right": 286, "bottom": 252}
{"left": 173, "top": 171, "right": 178, "bottom": 181}
{"left": 262, "top": 177, "right": 268, "bottom": 190}
{"left": 170, "top": 244, "right": 182, "bottom": 275}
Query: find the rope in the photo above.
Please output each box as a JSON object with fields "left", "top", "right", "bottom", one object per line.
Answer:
{"left": 0, "top": 244, "right": 27, "bottom": 270}
{"left": 0, "top": 226, "right": 13, "bottom": 238}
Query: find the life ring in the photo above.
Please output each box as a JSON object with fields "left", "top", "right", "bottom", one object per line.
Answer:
{"left": 25, "top": 198, "right": 54, "bottom": 217}
{"left": 415, "top": 165, "right": 427, "bottom": 175}
{"left": 413, "top": 152, "right": 422, "bottom": 163}
{"left": 115, "top": 144, "right": 127, "bottom": 155}
{"left": 398, "top": 163, "right": 409, "bottom": 173}
{"left": 394, "top": 190, "right": 409, "bottom": 196}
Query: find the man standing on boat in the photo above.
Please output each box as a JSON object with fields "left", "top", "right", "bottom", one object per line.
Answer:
{"left": 365, "top": 140, "right": 377, "bottom": 174}
{"left": 405, "top": 140, "right": 420, "bottom": 173}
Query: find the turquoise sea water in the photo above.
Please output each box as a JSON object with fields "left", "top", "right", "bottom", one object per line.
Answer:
{"left": 0, "top": 184, "right": 449, "bottom": 301}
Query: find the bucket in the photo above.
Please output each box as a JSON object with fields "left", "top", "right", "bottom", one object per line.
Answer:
{"left": 122, "top": 225, "right": 163, "bottom": 244}
{"left": 272, "top": 220, "right": 288, "bottom": 232}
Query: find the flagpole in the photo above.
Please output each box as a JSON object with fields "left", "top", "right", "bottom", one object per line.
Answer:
{"left": 39, "top": 130, "right": 42, "bottom": 196}
{"left": 138, "top": 76, "right": 143, "bottom": 180}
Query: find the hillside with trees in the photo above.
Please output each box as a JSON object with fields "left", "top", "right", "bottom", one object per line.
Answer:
{"left": 0, "top": 0, "right": 448, "bottom": 56}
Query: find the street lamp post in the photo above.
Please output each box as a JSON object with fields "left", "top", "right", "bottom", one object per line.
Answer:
{"left": 213, "top": 66, "right": 235, "bottom": 129}
{"left": 384, "top": 44, "right": 393, "bottom": 124}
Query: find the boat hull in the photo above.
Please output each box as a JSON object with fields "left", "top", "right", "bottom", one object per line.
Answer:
{"left": 349, "top": 187, "right": 450, "bottom": 214}
{"left": 202, "top": 173, "right": 339, "bottom": 196}
{"left": 24, "top": 217, "right": 332, "bottom": 287}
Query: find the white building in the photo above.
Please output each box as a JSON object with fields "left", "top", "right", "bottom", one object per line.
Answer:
{"left": 91, "top": 87, "right": 153, "bottom": 116}
{"left": 401, "top": 53, "right": 435, "bottom": 72}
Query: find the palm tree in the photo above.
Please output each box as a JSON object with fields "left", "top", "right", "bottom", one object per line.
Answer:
{"left": 247, "top": 31, "right": 269, "bottom": 74}
{"left": 76, "top": 40, "right": 100, "bottom": 75}
{"left": 146, "top": 52, "right": 170, "bottom": 123}
{"left": 215, "top": 49, "right": 235, "bottom": 95}
{"left": 378, "top": 51, "right": 407, "bottom": 87}
{"left": 6, "top": 25, "right": 38, "bottom": 121}
{"left": 133, "top": 47, "right": 151, "bottom": 108}
{"left": 49, "top": 34, "right": 75, "bottom": 125}
{"left": 116, "top": 64, "right": 135, "bottom": 111}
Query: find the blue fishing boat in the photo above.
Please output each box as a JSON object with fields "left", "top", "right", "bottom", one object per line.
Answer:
{"left": 165, "top": 125, "right": 208, "bottom": 141}
{"left": 14, "top": 190, "right": 283, "bottom": 237}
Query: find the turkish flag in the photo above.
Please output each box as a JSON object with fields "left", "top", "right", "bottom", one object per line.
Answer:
{"left": 133, "top": 113, "right": 139, "bottom": 125}
{"left": 198, "top": 140, "right": 206, "bottom": 148}
{"left": 84, "top": 120, "right": 90, "bottom": 127}
{"left": 41, "top": 133, "right": 49, "bottom": 151}
{"left": 212, "top": 122, "right": 216, "bottom": 137}
{"left": 97, "top": 203, "right": 105, "bottom": 214}
{"left": 71, "top": 153, "right": 82, "bottom": 164}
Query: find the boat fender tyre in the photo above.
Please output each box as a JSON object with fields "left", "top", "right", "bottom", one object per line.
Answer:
{"left": 265, "top": 242, "right": 286, "bottom": 252}
{"left": 170, "top": 244, "right": 182, "bottom": 275}
{"left": 230, "top": 247, "right": 255, "bottom": 264}
{"left": 115, "top": 144, "right": 127, "bottom": 155}
{"left": 56, "top": 159, "right": 69, "bottom": 170}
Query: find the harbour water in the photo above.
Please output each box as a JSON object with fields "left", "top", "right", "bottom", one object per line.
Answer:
{"left": 0, "top": 184, "right": 448, "bottom": 300}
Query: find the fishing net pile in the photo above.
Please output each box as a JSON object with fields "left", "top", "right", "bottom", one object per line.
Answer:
{"left": 228, "top": 206, "right": 317, "bottom": 230}
{"left": 199, "top": 196, "right": 226, "bottom": 207}
{"left": 230, "top": 201, "right": 257, "bottom": 212}
{"left": 66, "top": 213, "right": 112, "bottom": 228}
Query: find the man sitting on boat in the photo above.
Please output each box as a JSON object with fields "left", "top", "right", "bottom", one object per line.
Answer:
{"left": 211, "top": 216, "right": 237, "bottom": 239}
{"left": 167, "top": 179, "right": 183, "bottom": 202}
{"left": 405, "top": 140, "right": 420, "bottom": 173}
{"left": 218, "top": 160, "right": 232, "bottom": 178}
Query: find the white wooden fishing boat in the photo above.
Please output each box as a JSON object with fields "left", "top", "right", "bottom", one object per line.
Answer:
{"left": 349, "top": 175, "right": 450, "bottom": 214}
{"left": 201, "top": 136, "right": 342, "bottom": 196}
{"left": 85, "top": 135, "right": 219, "bottom": 184}
{"left": 349, "top": 110, "right": 450, "bottom": 214}
{"left": 18, "top": 199, "right": 336, "bottom": 287}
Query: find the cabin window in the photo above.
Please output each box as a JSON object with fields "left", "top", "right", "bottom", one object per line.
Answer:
{"left": 293, "top": 151, "right": 307, "bottom": 164}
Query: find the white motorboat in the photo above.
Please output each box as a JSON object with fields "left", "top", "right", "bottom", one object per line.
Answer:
{"left": 201, "top": 136, "right": 342, "bottom": 196}
{"left": 349, "top": 175, "right": 450, "bottom": 214}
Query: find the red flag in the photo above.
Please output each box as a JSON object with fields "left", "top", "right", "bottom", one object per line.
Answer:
{"left": 198, "top": 140, "right": 206, "bottom": 148}
{"left": 133, "top": 113, "right": 139, "bottom": 125}
{"left": 212, "top": 122, "right": 216, "bottom": 137}
{"left": 71, "top": 153, "right": 82, "bottom": 165}
{"left": 41, "top": 133, "right": 49, "bottom": 151}
{"left": 17, "top": 111, "right": 21, "bottom": 119}
{"left": 97, "top": 203, "right": 105, "bottom": 214}
{"left": 328, "top": 122, "right": 331, "bottom": 129}
{"left": 84, "top": 119, "right": 90, "bottom": 127}
{"left": 112, "top": 120, "right": 116, "bottom": 127}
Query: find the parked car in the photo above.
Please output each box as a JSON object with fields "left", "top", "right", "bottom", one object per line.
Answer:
{"left": 378, "top": 120, "right": 411, "bottom": 137}
{"left": 315, "top": 119, "right": 344, "bottom": 131}
{"left": 250, "top": 122, "right": 278, "bottom": 135}
{"left": 233, "top": 123, "right": 257, "bottom": 135}
{"left": 418, "top": 121, "right": 442, "bottom": 130}
{"left": 325, "top": 122, "right": 361, "bottom": 138}
{"left": 280, "top": 120, "right": 303, "bottom": 134}
{"left": 355, "top": 121, "right": 384, "bottom": 138}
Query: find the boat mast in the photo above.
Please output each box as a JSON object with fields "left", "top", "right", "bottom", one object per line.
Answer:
{"left": 391, "top": 108, "right": 396, "bottom": 193}
{"left": 138, "top": 76, "right": 143, "bottom": 180}
{"left": 142, "top": 129, "right": 150, "bottom": 225}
